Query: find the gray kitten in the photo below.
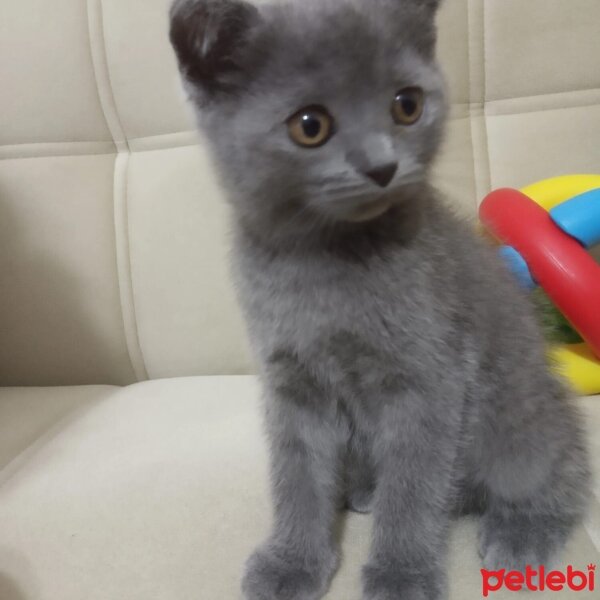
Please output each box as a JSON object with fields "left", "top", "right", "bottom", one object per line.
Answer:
{"left": 169, "top": 0, "right": 591, "bottom": 598}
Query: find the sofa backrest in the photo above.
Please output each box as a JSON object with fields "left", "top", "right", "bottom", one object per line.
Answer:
{"left": 1, "top": 0, "right": 599, "bottom": 386}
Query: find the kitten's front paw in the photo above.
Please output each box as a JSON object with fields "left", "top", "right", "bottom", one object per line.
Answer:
{"left": 362, "top": 563, "right": 445, "bottom": 600}
{"left": 242, "top": 545, "right": 336, "bottom": 600}
{"left": 478, "top": 511, "right": 567, "bottom": 572}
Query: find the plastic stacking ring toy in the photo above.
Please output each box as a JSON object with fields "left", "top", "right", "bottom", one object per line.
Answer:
{"left": 550, "top": 344, "right": 600, "bottom": 396}
{"left": 550, "top": 188, "right": 600, "bottom": 249}
{"left": 480, "top": 188, "right": 600, "bottom": 357}
{"left": 521, "top": 174, "right": 600, "bottom": 211}
{"left": 479, "top": 175, "right": 600, "bottom": 395}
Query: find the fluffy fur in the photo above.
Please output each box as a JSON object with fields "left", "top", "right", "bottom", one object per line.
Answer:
{"left": 169, "top": 1, "right": 591, "bottom": 598}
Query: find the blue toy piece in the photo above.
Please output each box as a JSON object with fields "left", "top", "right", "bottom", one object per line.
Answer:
{"left": 550, "top": 187, "right": 600, "bottom": 249}
{"left": 498, "top": 245, "right": 537, "bottom": 290}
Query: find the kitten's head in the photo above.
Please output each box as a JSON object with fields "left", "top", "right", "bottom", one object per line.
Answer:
{"left": 170, "top": 0, "right": 446, "bottom": 234}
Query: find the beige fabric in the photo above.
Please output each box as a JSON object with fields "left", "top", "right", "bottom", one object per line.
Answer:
{"left": 0, "top": 155, "right": 136, "bottom": 386}
{"left": 0, "top": 377, "right": 598, "bottom": 600}
{"left": 0, "top": 0, "right": 599, "bottom": 384}
{"left": 0, "top": 385, "right": 115, "bottom": 473}
{"left": 0, "top": 0, "right": 113, "bottom": 148}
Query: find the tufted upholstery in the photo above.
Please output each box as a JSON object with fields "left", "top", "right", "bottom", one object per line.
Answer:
{"left": 1, "top": 0, "right": 600, "bottom": 386}
{"left": 0, "top": 1, "right": 599, "bottom": 599}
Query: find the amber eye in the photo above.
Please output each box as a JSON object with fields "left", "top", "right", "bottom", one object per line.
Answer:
{"left": 287, "top": 106, "right": 334, "bottom": 148}
{"left": 392, "top": 87, "right": 424, "bottom": 125}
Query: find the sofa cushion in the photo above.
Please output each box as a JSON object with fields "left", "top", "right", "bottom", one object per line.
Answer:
{"left": 0, "top": 377, "right": 598, "bottom": 599}
{"left": 0, "top": 385, "right": 116, "bottom": 473}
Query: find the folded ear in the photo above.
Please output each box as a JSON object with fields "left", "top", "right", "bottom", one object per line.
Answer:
{"left": 169, "top": 0, "right": 261, "bottom": 95}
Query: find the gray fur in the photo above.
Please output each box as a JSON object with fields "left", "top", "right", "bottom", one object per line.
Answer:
{"left": 169, "top": 1, "right": 591, "bottom": 598}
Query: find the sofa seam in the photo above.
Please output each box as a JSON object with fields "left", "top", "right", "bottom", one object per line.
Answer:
{"left": 0, "top": 150, "right": 117, "bottom": 162}
{"left": 479, "top": 0, "right": 492, "bottom": 195}
{"left": 466, "top": 0, "right": 492, "bottom": 207}
{"left": 485, "top": 98, "right": 600, "bottom": 118}
{"left": 86, "top": 0, "right": 148, "bottom": 382}
{"left": 114, "top": 153, "right": 150, "bottom": 381}
{"left": 490, "top": 84, "right": 600, "bottom": 104}
{"left": 465, "top": 0, "right": 479, "bottom": 213}
{"left": 86, "top": 0, "right": 129, "bottom": 151}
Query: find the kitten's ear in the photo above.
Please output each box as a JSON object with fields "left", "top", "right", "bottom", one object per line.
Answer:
{"left": 169, "top": 0, "right": 262, "bottom": 95}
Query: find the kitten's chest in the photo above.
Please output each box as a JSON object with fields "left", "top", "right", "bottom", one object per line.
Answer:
{"left": 237, "top": 244, "right": 441, "bottom": 365}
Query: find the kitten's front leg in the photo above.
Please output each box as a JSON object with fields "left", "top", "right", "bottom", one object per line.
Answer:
{"left": 242, "top": 360, "right": 342, "bottom": 600}
{"left": 362, "top": 388, "right": 462, "bottom": 600}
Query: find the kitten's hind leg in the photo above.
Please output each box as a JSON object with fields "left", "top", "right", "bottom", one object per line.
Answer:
{"left": 478, "top": 386, "right": 590, "bottom": 572}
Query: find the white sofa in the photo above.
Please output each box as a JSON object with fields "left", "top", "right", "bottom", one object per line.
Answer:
{"left": 1, "top": 1, "right": 599, "bottom": 598}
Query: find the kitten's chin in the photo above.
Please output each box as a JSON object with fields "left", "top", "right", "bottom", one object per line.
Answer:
{"left": 343, "top": 197, "right": 393, "bottom": 223}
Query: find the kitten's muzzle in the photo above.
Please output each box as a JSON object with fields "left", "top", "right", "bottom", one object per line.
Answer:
{"left": 346, "top": 196, "right": 393, "bottom": 222}
{"left": 364, "top": 163, "right": 398, "bottom": 188}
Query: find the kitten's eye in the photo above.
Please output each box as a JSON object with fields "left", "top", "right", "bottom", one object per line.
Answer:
{"left": 287, "top": 106, "right": 334, "bottom": 148}
{"left": 392, "top": 87, "right": 424, "bottom": 125}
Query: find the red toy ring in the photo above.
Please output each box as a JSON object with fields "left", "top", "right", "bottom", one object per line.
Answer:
{"left": 480, "top": 188, "right": 600, "bottom": 358}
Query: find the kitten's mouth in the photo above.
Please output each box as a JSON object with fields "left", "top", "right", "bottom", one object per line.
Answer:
{"left": 345, "top": 196, "right": 393, "bottom": 223}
